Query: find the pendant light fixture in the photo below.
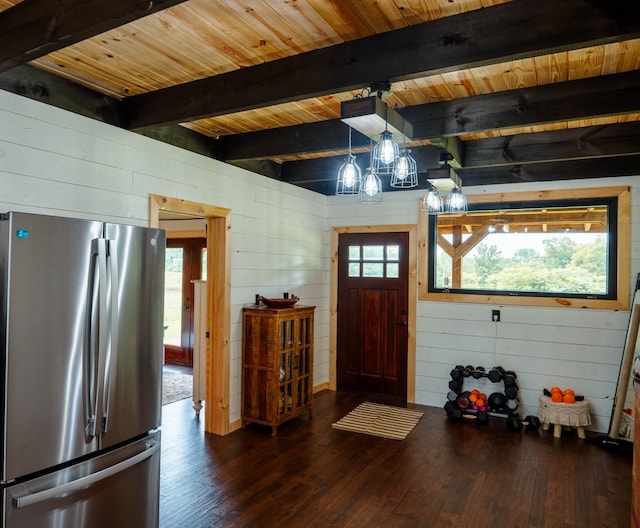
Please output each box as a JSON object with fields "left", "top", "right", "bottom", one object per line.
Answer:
{"left": 358, "top": 166, "right": 382, "bottom": 204}
{"left": 372, "top": 101, "right": 399, "bottom": 176}
{"left": 425, "top": 156, "right": 467, "bottom": 214}
{"left": 390, "top": 124, "right": 418, "bottom": 188}
{"left": 335, "top": 126, "right": 362, "bottom": 195}
{"left": 446, "top": 187, "right": 468, "bottom": 213}
{"left": 338, "top": 82, "right": 421, "bottom": 203}
{"left": 422, "top": 185, "right": 444, "bottom": 214}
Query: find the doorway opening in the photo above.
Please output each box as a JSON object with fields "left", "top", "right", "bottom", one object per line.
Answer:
{"left": 150, "top": 194, "right": 231, "bottom": 435}
{"left": 164, "top": 237, "right": 207, "bottom": 366}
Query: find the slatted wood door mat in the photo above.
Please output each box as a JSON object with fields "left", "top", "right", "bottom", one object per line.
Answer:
{"left": 331, "top": 402, "right": 424, "bottom": 440}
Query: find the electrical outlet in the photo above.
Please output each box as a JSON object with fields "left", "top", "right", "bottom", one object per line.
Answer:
{"left": 492, "top": 309, "right": 501, "bottom": 322}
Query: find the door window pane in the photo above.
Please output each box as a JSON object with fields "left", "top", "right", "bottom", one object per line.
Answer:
{"left": 348, "top": 263, "right": 360, "bottom": 277}
{"left": 387, "top": 245, "right": 400, "bottom": 260}
{"left": 363, "top": 245, "right": 384, "bottom": 260}
{"left": 164, "top": 248, "right": 183, "bottom": 346}
{"left": 363, "top": 263, "right": 384, "bottom": 277}
{"left": 386, "top": 263, "right": 399, "bottom": 278}
{"left": 349, "top": 246, "right": 361, "bottom": 260}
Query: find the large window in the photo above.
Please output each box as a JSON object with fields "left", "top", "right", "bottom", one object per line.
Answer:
{"left": 418, "top": 187, "right": 630, "bottom": 310}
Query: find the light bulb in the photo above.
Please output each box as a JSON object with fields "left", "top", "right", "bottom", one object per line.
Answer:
{"left": 395, "top": 156, "right": 409, "bottom": 180}
{"left": 343, "top": 163, "right": 357, "bottom": 188}
{"left": 422, "top": 189, "right": 443, "bottom": 214}
{"left": 447, "top": 188, "right": 468, "bottom": 213}
{"left": 363, "top": 171, "right": 379, "bottom": 196}
{"left": 379, "top": 139, "right": 395, "bottom": 164}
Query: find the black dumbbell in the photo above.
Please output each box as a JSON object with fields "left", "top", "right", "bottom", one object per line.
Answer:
{"left": 472, "top": 366, "right": 486, "bottom": 379}
{"left": 463, "top": 366, "right": 473, "bottom": 377}
{"left": 504, "top": 371, "right": 517, "bottom": 386}
{"left": 505, "top": 386, "right": 518, "bottom": 399}
{"left": 448, "top": 379, "right": 462, "bottom": 393}
{"left": 444, "top": 400, "right": 462, "bottom": 420}
{"left": 506, "top": 398, "right": 519, "bottom": 413}
{"left": 506, "top": 415, "right": 523, "bottom": 433}
{"left": 522, "top": 415, "right": 541, "bottom": 432}
{"left": 488, "top": 368, "right": 503, "bottom": 383}
{"left": 450, "top": 366, "right": 463, "bottom": 380}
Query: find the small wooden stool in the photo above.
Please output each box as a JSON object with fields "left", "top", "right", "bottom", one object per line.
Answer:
{"left": 538, "top": 395, "right": 591, "bottom": 439}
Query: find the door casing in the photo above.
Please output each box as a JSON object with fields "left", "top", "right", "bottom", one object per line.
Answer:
{"left": 330, "top": 224, "right": 417, "bottom": 403}
{"left": 150, "top": 194, "right": 232, "bottom": 435}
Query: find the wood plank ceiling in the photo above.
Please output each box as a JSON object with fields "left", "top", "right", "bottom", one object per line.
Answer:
{"left": 0, "top": 0, "right": 639, "bottom": 195}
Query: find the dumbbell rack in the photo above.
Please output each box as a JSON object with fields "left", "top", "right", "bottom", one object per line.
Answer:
{"left": 444, "top": 365, "right": 520, "bottom": 424}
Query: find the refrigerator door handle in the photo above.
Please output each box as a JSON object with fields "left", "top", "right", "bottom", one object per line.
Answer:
{"left": 85, "top": 238, "right": 108, "bottom": 438}
{"left": 92, "top": 239, "right": 110, "bottom": 437}
{"left": 12, "top": 440, "right": 160, "bottom": 509}
{"left": 102, "top": 239, "right": 119, "bottom": 433}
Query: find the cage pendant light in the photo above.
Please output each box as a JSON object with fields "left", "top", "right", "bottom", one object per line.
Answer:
{"left": 371, "top": 103, "right": 399, "bottom": 176}
{"left": 446, "top": 187, "right": 468, "bottom": 213}
{"left": 422, "top": 186, "right": 444, "bottom": 214}
{"left": 391, "top": 123, "right": 417, "bottom": 188}
{"left": 335, "top": 126, "right": 362, "bottom": 195}
{"left": 390, "top": 149, "right": 417, "bottom": 188}
{"left": 358, "top": 166, "right": 382, "bottom": 204}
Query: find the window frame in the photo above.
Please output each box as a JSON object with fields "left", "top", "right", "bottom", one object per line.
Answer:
{"left": 417, "top": 186, "right": 631, "bottom": 310}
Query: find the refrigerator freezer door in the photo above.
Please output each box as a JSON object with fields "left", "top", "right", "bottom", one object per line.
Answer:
{"left": 101, "top": 223, "right": 165, "bottom": 448}
{"left": 0, "top": 213, "right": 104, "bottom": 483}
{"left": 2, "top": 432, "right": 160, "bottom": 528}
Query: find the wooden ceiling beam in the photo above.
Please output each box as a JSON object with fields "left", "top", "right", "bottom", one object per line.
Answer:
{"left": 463, "top": 121, "right": 640, "bottom": 168}
{"left": 280, "top": 151, "right": 640, "bottom": 193}
{"left": 280, "top": 148, "right": 443, "bottom": 187}
{"left": 457, "top": 154, "right": 640, "bottom": 186}
{"left": 217, "top": 72, "right": 640, "bottom": 163}
{"left": 0, "top": 63, "right": 123, "bottom": 125}
{"left": 404, "top": 71, "right": 640, "bottom": 139}
{"left": 0, "top": 0, "right": 188, "bottom": 73}
{"left": 123, "top": 0, "right": 640, "bottom": 130}
{"left": 215, "top": 120, "right": 371, "bottom": 162}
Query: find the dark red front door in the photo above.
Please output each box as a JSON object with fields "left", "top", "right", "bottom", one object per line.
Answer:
{"left": 337, "top": 232, "right": 409, "bottom": 399}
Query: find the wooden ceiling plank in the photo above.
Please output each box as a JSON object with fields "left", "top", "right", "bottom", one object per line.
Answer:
{"left": 0, "top": 0, "right": 189, "bottom": 72}
{"left": 123, "top": 0, "right": 640, "bottom": 130}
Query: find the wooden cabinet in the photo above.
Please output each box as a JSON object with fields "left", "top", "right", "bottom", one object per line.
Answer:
{"left": 242, "top": 305, "right": 315, "bottom": 435}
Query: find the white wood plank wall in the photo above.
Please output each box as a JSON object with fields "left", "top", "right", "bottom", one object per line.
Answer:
{"left": 0, "top": 90, "right": 329, "bottom": 425}
{"left": 329, "top": 180, "right": 640, "bottom": 432}
{"left": 1, "top": 89, "right": 638, "bottom": 433}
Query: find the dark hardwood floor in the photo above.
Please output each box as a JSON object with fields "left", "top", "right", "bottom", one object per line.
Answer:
{"left": 160, "top": 390, "right": 632, "bottom": 528}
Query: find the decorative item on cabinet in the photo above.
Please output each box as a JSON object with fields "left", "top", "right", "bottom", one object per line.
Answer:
{"left": 242, "top": 303, "right": 315, "bottom": 435}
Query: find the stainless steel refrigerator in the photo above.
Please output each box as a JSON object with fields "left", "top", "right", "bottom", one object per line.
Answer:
{"left": 0, "top": 212, "right": 165, "bottom": 528}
